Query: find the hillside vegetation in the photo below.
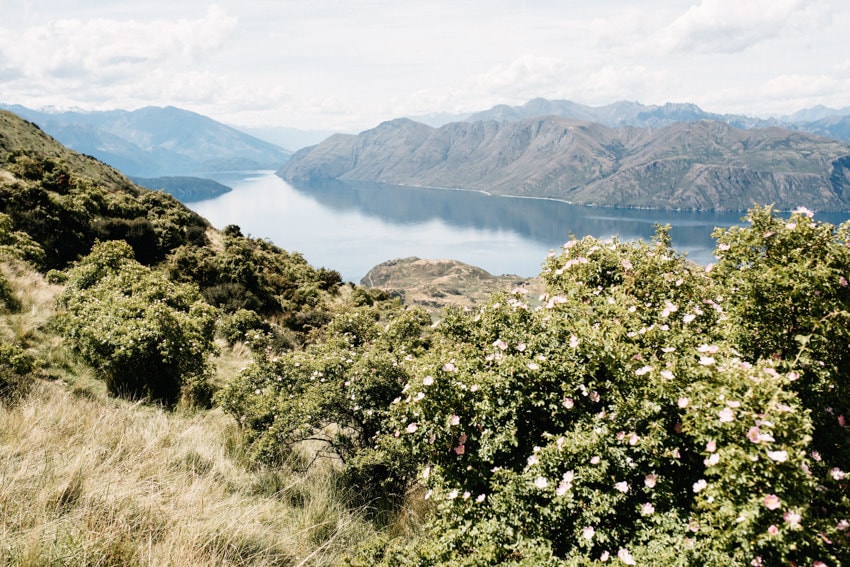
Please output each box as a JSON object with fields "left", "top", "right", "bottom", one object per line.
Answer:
{"left": 279, "top": 117, "right": 850, "bottom": 211}
{"left": 1, "top": 109, "right": 849, "bottom": 566}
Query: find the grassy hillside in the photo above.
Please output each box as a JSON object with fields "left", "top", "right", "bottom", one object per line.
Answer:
{"left": 2, "top": 108, "right": 849, "bottom": 566}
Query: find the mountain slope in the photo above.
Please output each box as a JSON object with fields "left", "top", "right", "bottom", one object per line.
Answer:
{"left": 0, "top": 104, "right": 291, "bottom": 177}
{"left": 279, "top": 116, "right": 850, "bottom": 211}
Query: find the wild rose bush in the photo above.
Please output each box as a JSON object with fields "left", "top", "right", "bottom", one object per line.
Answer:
{"left": 224, "top": 208, "right": 849, "bottom": 565}
{"left": 359, "top": 214, "right": 849, "bottom": 566}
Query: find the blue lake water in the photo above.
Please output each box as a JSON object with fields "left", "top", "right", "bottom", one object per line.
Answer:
{"left": 187, "top": 171, "right": 850, "bottom": 283}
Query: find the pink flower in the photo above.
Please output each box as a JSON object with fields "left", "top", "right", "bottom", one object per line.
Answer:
{"left": 493, "top": 339, "right": 508, "bottom": 350}
{"left": 422, "top": 375, "right": 434, "bottom": 386}
{"left": 629, "top": 433, "right": 640, "bottom": 446}
{"left": 591, "top": 455, "right": 601, "bottom": 465}
{"left": 562, "top": 397, "right": 574, "bottom": 409}
{"left": 447, "top": 489, "right": 458, "bottom": 500}
{"left": 677, "top": 397, "right": 690, "bottom": 408}
{"left": 837, "top": 519, "right": 850, "bottom": 531}
{"left": 697, "top": 344, "right": 720, "bottom": 354}
{"left": 683, "top": 313, "right": 697, "bottom": 324}
{"left": 751, "top": 557, "right": 763, "bottom": 567}
{"left": 767, "top": 524, "right": 779, "bottom": 536}
{"left": 618, "top": 548, "right": 637, "bottom": 565}
{"left": 449, "top": 414, "right": 460, "bottom": 426}
{"left": 830, "top": 467, "right": 846, "bottom": 480}
{"left": 783, "top": 510, "right": 801, "bottom": 528}
{"left": 718, "top": 407, "right": 735, "bottom": 422}
{"left": 644, "top": 474, "right": 657, "bottom": 488}
{"left": 582, "top": 526, "right": 595, "bottom": 540}
{"left": 763, "top": 494, "right": 781, "bottom": 510}
{"left": 839, "top": 415, "right": 846, "bottom": 427}
{"left": 747, "top": 426, "right": 761, "bottom": 443}
{"left": 793, "top": 206, "right": 814, "bottom": 218}
{"left": 813, "top": 562, "right": 827, "bottom": 567}
{"left": 476, "top": 493, "right": 486, "bottom": 503}
{"left": 454, "top": 444, "right": 465, "bottom": 455}
{"left": 705, "top": 440, "right": 716, "bottom": 452}
{"left": 600, "top": 551, "right": 610, "bottom": 562}
{"left": 841, "top": 276, "right": 849, "bottom": 288}
{"left": 614, "top": 481, "right": 629, "bottom": 493}
{"left": 406, "top": 422, "right": 418, "bottom": 433}
{"left": 442, "top": 362, "right": 457, "bottom": 373}
{"left": 516, "top": 342, "right": 527, "bottom": 352}
{"left": 641, "top": 502, "right": 655, "bottom": 515}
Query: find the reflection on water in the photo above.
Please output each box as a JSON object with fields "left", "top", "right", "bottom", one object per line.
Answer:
{"left": 189, "top": 172, "right": 850, "bottom": 283}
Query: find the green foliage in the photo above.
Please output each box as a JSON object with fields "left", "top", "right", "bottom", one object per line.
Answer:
{"left": 57, "top": 241, "right": 217, "bottom": 406}
{"left": 0, "top": 150, "right": 208, "bottom": 269}
{"left": 168, "top": 231, "right": 341, "bottom": 342}
{"left": 0, "top": 342, "right": 36, "bottom": 401}
{"left": 218, "top": 305, "right": 433, "bottom": 509}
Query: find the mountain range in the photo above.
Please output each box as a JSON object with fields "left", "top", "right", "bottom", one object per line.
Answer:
{"left": 280, "top": 116, "right": 850, "bottom": 211}
{"left": 413, "top": 98, "right": 850, "bottom": 144}
{"left": 0, "top": 104, "right": 291, "bottom": 178}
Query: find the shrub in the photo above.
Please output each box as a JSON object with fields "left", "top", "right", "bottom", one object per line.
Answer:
{"left": 360, "top": 219, "right": 847, "bottom": 565}
{"left": 57, "top": 241, "right": 217, "bottom": 406}
{"left": 218, "top": 306, "right": 432, "bottom": 509}
{"left": 0, "top": 343, "right": 36, "bottom": 401}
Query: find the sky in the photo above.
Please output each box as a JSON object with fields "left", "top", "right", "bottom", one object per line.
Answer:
{"left": 0, "top": 0, "right": 848, "bottom": 132}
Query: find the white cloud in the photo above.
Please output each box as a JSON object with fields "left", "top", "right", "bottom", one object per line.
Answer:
{"left": 0, "top": 5, "right": 236, "bottom": 88}
{"left": 657, "top": 0, "right": 830, "bottom": 54}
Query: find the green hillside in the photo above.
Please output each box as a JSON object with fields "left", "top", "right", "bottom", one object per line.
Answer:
{"left": 1, "top": 109, "right": 849, "bottom": 566}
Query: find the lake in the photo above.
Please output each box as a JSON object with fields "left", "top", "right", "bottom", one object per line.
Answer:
{"left": 188, "top": 171, "right": 849, "bottom": 283}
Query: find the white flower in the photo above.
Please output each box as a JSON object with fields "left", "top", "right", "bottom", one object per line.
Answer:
{"left": 635, "top": 365, "right": 653, "bottom": 376}
{"left": 527, "top": 455, "right": 540, "bottom": 466}
{"left": 767, "top": 450, "right": 788, "bottom": 463}
{"left": 793, "top": 206, "right": 815, "bottom": 218}
{"left": 661, "top": 370, "right": 675, "bottom": 380}
{"left": 640, "top": 502, "right": 655, "bottom": 515}
{"left": 718, "top": 407, "right": 735, "bottom": 422}
{"left": 699, "top": 356, "right": 716, "bottom": 366}
{"left": 618, "top": 548, "right": 637, "bottom": 565}
{"left": 422, "top": 375, "right": 434, "bottom": 386}
{"left": 406, "top": 422, "right": 418, "bottom": 433}
{"left": 476, "top": 493, "right": 486, "bottom": 503}
{"left": 614, "top": 481, "right": 629, "bottom": 493}
{"left": 693, "top": 479, "right": 707, "bottom": 493}
{"left": 447, "top": 489, "right": 459, "bottom": 500}
{"left": 683, "top": 313, "right": 697, "bottom": 323}
{"left": 705, "top": 453, "right": 720, "bottom": 466}
{"left": 534, "top": 476, "right": 549, "bottom": 489}
{"left": 582, "top": 526, "right": 595, "bottom": 540}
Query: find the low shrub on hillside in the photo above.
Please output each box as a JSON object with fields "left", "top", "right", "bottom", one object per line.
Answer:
{"left": 0, "top": 342, "right": 36, "bottom": 401}
{"left": 218, "top": 305, "right": 432, "bottom": 512}
{"left": 56, "top": 241, "right": 217, "bottom": 406}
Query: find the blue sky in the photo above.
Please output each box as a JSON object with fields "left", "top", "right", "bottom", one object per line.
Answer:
{"left": 0, "top": 0, "right": 848, "bottom": 131}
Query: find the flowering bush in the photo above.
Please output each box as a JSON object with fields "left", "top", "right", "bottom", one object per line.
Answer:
{"left": 224, "top": 208, "right": 849, "bottom": 565}
{"left": 356, "top": 214, "right": 849, "bottom": 566}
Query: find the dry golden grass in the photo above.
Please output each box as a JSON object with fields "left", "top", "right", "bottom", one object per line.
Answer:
{"left": 0, "top": 380, "right": 376, "bottom": 566}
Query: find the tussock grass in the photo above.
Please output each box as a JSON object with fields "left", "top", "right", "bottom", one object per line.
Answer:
{"left": 0, "top": 381, "right": 376, "bottom": 566}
